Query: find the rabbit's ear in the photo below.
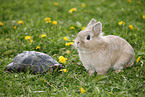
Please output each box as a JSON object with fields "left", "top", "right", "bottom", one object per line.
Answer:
{"left": 93, "top": 22, "right": 102, "bottom": 36}
{"left": 87, "top": 18, "right": 96, "bottom": 27}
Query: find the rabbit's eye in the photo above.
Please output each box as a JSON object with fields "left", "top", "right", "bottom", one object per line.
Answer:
{"left": 86, "top": 35, "right": 90, "bottom": 40}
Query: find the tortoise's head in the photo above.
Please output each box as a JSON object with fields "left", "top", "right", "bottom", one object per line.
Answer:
{"left": 5, "top": 62, "right": 16, "bottom": 73}
{"left": 5, "top": 63, "right": 13, "bottom": 70}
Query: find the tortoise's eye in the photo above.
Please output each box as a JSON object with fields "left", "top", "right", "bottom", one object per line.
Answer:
{"left": 86, "top": 35, "right": 90, "bottom": 40}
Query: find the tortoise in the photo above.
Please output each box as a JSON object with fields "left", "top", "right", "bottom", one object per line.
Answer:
{"left": 5, "top": 51, "right": 64, "bottom": 74}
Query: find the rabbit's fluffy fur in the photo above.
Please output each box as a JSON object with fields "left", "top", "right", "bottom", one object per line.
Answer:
{"left": 74, "top": 19, "right": 134, "bottom": 75}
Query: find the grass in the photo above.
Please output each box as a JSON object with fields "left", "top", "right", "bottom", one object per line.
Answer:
{"left": 0, "top": 0, "right": 145, "bottom": 96}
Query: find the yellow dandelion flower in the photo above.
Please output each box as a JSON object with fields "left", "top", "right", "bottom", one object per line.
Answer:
{"left": 82, "top": 27, "right": 86, "bottom": 30}
{"left": 73, "top": 40, "right": 75, "bottom": 42}
{"left": 36, "top": 46, "right": 40, "bottom": 50}
{"left": 70, "top": 26, "right": 75, "bottom": 29}
{"left": 46, "top": 20, "right": 51, "bottom": 23}
{"left": 44, "top": 79, "right": 47, "bottom": 83}
{"left": 65, "top": 43, "right": 69, "bottom": 46}
{"left": 80, "top": 87, "right": 85, "bottom": 94}
{"left": 18, "top": 21, "right": 24, "bottom": 24}
{"left": 81, "top": 3, "right": 86, "bottom": 7}
{"left": 62, "top": 69, "right": 67, "bottom": 72}
{"left": 44, "top": 18, "right": 51, "bottom": 21}
{"left": 127, "top": 0, "right": 131, "bottom": 3}
{"left": 54, "top": 2, "right": 59, "bottom": 6}
{"left": 136, "top": 56, "right": 141, "bottom": 63}
{"left": 48, "top": 20, "right": 52, "bottom": 23}
{"left": 118, "top": 21, "right": 125, "bottom": 26}
{"left": 118, "top": 21, "right": 123, "bottom": 25}
{"left": 52, "top": 21, "right": 57, "bottom": 25}
{"left": 119, "top": 21, "right": 123, "bottom": 25}
{"left": 136, "top": 1, "right": 141, "bottom": 4}
{"left": 60, "top": 69, "right": 67, "bottom": 72}
{"left": 6, "top": 38, "right": 10, "bottom": 41}
{"left": 69, "top": 42, "right": 74, "bottom": 45}
{"left": 142, "top": 15, "right": 145, "bottom": 19}
{"left": 129, "top": 25, "right": 133, "bottom": 30}
{"left": 14, "top": 25, "right": 16, "bottom": 29}
{"left": 65, "top": 42, "right": 74, "bottom": 46}
{"left": 41, "top": 34, "right": 46, "bottom": 38}
{"left": 0, "top": 22, "right": 4, "bottom": 26}
{"left": 25, "top": 36, "right": 31, "bottom": 40}
{"left": 30, "top": 39, "right": 33, "bottom": 43}
{"left": 66, "top": 50, "right": 70, "bottom": 54}
{"left": 59, "top": 56, "right": 66, "bottom": 64}
{"left": 69, "top": 8, "right": 77, "bottom": 13}
{"left": 63, "top": 37, "right": 69, "bottom": 41}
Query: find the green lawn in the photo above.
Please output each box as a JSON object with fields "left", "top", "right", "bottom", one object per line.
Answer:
{"left": 0, "top": 0, "right": 145, "bottom": 96}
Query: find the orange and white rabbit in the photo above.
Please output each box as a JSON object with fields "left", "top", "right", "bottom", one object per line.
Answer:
{"left": 74, "top": 19, "right": 134, "bottom": 75}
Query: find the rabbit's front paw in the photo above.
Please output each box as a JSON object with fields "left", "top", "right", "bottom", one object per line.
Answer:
{"left": 88, "top": 68, "right": 95, "bottom": 76}
{"left": 97, "top": 71, "right": 107, "bottom": 75}
{"left": 115, "top": 69, "right": 121, "bottom": 74}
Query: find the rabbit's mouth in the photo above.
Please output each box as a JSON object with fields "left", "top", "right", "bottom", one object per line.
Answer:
{"left": 74, "top": 41, "right": 80, "bottom": 49}
{"left": 77, "top": 47, "right": 83, "bottom": 51}
{"left": 77, "top": 46, "right": 87, "bottom": 52}
{"left": 76, "top": 44, "right": 97, "bottom": 53}
{"left": 76, "top": 46, "right": 82, "bottom": 51}
{"left": 74, "top": 44, "right": 82, "bottom": 50}
{"left": 74, "top": 40, "right": 87, "bottom": 51}
{"left": 74, "top": 43, "right": 87, "bottom": 51}
{"left": 74, "top": 44, "right": 83, "bottom": 50}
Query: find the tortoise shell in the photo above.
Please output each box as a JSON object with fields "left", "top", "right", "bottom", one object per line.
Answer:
{"left": 5, "top": 51, "right": 63, "bottom": 74}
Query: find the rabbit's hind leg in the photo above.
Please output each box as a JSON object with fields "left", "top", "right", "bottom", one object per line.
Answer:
{"left": 113, "top": 52, "right": 134, "bottom": 71}
{"left": 123, "top": 56, "right": 134, "bottom": 69}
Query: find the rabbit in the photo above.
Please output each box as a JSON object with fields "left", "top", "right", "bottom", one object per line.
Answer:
{"left": 74, "top": 18, "right": 135, "bottom": 75}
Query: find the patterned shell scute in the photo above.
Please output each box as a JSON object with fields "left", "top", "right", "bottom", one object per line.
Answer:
{"left": 6, "top": 51, "right": 60, "bottom": 73}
